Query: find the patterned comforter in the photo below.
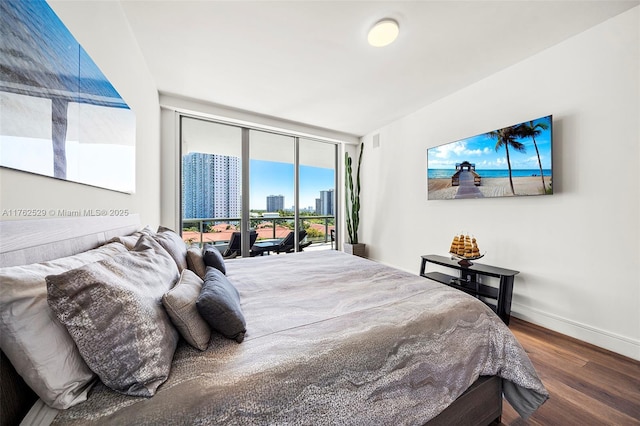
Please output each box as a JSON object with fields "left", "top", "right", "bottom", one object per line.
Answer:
{"left": 51, "top": 251, "right": 548, "bottom": 425}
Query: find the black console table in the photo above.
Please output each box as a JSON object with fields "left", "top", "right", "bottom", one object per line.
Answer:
{"left": 420, "top": 254, "right": 519, "bottom": 325}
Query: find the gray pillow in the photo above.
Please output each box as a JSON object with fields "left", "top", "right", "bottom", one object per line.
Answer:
{"left": 186, "top": 244, "right": 206, "bottom": 280}
{"left": 46, "top": 235, "right": 180, "bottom": 397}
{"left": 154, "top": 226, "right": 188, "bottom": 272}
{"left": 202, "top": 245, "right": 226, "bottom": 275}
{"left": 107, "top": 226, "right": 155, "bottom": 249}
{"left": 196, "top": 267, "right": 246, "bottom": 343}
{"left": 162, "top": 269, "right": 211, "bottom": 351}
{"left": 0, "top": 241, "right": 128, "bottom": 409}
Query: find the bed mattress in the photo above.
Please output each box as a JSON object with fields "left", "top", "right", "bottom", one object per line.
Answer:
{"left": 42, "top": 250, "right": 547, "bottom": 425}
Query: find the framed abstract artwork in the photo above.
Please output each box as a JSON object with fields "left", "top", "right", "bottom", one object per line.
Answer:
{"left": 0, "top": 0, "right": 136, "bottom": 193}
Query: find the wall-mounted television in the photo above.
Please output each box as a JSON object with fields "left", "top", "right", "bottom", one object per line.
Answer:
{"left": 427, "top": 115, "right": 552, "bottom": 200}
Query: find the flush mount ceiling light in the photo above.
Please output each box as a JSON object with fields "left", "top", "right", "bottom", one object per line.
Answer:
{"left": 367, "top": 18, "right": 399, "bottom": 47}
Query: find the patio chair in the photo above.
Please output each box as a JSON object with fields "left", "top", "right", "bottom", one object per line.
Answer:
{"left": 276, "top": 230, "right": 311, "bottom": 254}
{"left": 222, "top": 230, "right": 257, "bottom": 258}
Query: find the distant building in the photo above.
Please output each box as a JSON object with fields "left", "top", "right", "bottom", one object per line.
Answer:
{"left": 266, "top": 195, "right": 284, "bottom": 212}
{"left": 315, "top": 198, "right": 321, "bottom": 214}
{"left": 319, "top": 189, "right": 334, "bottom": 215}
{"left": 182, "top": 152, "right": 241, "bottom": 219}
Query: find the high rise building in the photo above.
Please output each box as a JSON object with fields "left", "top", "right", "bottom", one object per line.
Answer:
{"left": 266, "top": 195, "right": 284, "bottom": 212}
{"left": 319, "top": 189, "right": 334, "bottom": 215}
{"left": 182, "top": 152, "right": 241, "bottom": 219}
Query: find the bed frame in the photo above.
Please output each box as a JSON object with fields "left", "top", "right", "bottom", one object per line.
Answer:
{"left": 0, "top": 216, "right": 502, "bottom": 426}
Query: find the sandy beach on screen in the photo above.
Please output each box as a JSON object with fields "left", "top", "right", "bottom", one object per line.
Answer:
{"left": 428, "top": 176, "right": 551, "bottom": 200}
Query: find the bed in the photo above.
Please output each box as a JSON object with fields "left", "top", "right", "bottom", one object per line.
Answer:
{"left": 0, "top": 216, "right": 548, "bottom": 425}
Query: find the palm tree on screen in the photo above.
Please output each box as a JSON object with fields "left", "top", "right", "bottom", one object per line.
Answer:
{"left": 486, "top": 126, "right": 526, "bottom": 195}
{"left": 519, "top": 120, "right": 549, "bottom": 193}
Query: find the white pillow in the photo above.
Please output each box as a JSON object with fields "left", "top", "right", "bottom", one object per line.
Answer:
{"left": 0, "top": 241, "right": 128, "bottom": 409}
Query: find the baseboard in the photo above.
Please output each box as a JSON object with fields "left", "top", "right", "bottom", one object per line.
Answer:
{"left": 378, "top": 258, "right": 640, "bottom": 361}
{"left": 511, "top": 303, "right": 640, "bottom": 361}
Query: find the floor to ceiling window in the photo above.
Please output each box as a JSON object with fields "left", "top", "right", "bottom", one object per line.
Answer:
{"left": 181, "top": 117, "right": 243, "bottom": 250}
{"left": 249, "top": 129, "right": 296, "bottom": 243}
{"left": 180, "top": 115, "right": 337, "bottom": 257}
{"left": 298, "top": 138, "right": 336, "bottom": 249}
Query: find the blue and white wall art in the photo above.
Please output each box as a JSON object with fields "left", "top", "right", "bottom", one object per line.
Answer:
{"left": 0, "top": 0, "right": 136, "bottom": 193}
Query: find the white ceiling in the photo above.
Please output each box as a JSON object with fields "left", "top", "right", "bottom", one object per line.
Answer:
{"left": 121, "top": 0, "right": 639, "bottom": 137}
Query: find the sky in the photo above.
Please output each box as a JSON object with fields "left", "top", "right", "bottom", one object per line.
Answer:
{"left": 250, "top": 160, "right": 334, "bottom": 211}
{"left": 427, "top": 116, "right": 552, "bottom": 170}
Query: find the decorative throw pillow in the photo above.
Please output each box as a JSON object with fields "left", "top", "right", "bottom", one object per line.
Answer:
{"left": 202, "top": 245, "right": 226, "bottom": 275}
{"left": 162, "top": 269, "right": 211, "bottom": 350}
{"left": 0, "top": 241, "right": 128, "bottom": 409}
{"left": 46, "top": 235, "right": 180, "bottom": 397}
{"left": 154, "top": 226, "right": 188, "bottom": 272}
{"left": 107, "top": 225, "right": 155, "bottom": 249}
{"left": 196, "top": 267, "right": 246, "bottom": 343}
{"left": 186, "top": 244, "right": 207, "bottom": 280}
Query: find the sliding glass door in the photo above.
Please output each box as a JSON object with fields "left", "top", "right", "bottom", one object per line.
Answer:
{"left": 181, "top": 117, "right": 243, "bottom": 252}
{"left": 299, "top": 138, "right": 337, "bottom": 249}
{"left": 181, "top": 115, "right": 337, "bottom": 257}
{"left": 249, "top": 130, "right": 296, "bottom": 243}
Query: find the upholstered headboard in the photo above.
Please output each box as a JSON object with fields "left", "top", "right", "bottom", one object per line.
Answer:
{"left": 0, "top": 215, "right": 141, "bottom": 425}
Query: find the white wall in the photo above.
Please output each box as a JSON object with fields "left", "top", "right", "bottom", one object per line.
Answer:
{"left": 359, "top": 7, "right": 640, "bottom": 360}
{"left": 0, "top": 1, "right": 161, "bottom": 227}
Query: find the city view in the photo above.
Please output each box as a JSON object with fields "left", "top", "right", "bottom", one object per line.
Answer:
{"left": 182, "top": 152, "right": 335, "bottom": 248}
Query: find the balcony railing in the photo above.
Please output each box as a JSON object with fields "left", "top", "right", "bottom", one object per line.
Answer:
{"left": 182, "top": 215, "right": 335, "bottom": 248}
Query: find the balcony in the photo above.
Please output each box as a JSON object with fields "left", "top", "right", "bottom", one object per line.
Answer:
{"left": 182, "top": 215, "right": 335, "bottom": 254}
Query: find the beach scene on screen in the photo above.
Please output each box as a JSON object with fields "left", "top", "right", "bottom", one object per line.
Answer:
{"left": 427, "top": 115, "right": 552, "bottom": 200}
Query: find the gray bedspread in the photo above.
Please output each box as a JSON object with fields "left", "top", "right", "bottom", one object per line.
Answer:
{"left": 51, "top": 251, "right": 548, "bottom": 425}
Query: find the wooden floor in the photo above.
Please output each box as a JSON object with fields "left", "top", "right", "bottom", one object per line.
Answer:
{"left": 500, "top": 318, "right": 640, "bottom": 425}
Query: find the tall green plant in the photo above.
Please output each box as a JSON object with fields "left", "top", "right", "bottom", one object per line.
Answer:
{"left": 345, "top": 143, "right": 363, "bottom": 244}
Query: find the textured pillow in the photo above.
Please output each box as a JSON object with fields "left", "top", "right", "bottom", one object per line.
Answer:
{"left": 154, "top": 226, "right": 188, "bottom": 272}
{"left": 202, "top": 245, "right": 226, "bottom": 275}
{"left": 196, "top": 267, "right": 246, "bottom": 343}
{"left": 46, "top": 235, "right": 180, "bottom": 397}
{"left": 186, "top": 244, "right": 206, "bottom": 280}
{"left": 107, "top": 225, "right": 154, "bottom": 249}
{"left": 0, "top": 241, "right": 128, "bottom": 409}
{"left": 162, "top": 269, "right": 211, "bottom": 350}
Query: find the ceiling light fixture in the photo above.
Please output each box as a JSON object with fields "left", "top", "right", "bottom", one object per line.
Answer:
{"left": 367, "top": 18, "right": 399, "bottom": 47}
